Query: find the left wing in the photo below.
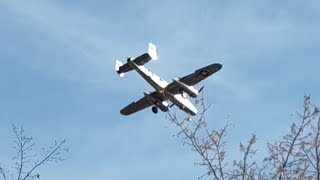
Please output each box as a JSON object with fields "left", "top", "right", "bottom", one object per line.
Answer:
{"left": 166, "top": 63, "right": 222, "bottom": 94}
{"left": 120, "top": 96, "right": 153, "bottom": 116}
{"left": 120, "top": 91, "right": 166, "bottom": 115}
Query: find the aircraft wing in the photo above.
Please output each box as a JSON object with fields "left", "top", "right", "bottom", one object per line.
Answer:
{"left": 120, "top": 94, "right": 152, "bottom": 116}
{"left": 120, "top": 95, "right": 153, "bottom": 116}
{"left": 166, "top": 63, "right": 222, "bottom": 94}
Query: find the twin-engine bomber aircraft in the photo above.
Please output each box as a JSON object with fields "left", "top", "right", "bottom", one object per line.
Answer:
{"left": 115, "top": 43, "right": 222, "bottom": 116}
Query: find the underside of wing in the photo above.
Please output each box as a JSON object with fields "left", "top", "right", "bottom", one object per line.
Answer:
{"left": 166, "top": 63, "right": 222, "bottom": 94}
{"left": 120, "top": 96, "right": 152, "bottom": 116}
{"left": 180, "top": 63, "right": 222, "bottom": 86}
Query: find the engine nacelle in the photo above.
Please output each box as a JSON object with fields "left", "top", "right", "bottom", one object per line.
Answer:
{"left": 173, "top": 78, "right": 199, "bottom": 98}
{"left": 144, "top": 92, "right": 169, "bottom": 112}
{"left": 155, "top": 101, "right": 169, "bottom": 112}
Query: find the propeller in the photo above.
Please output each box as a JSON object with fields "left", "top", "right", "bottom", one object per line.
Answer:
{"left": 184, "top": 117, "right": 192, "bottom": 122}
{"left": 199, "top": 85, "right": 205, "bottom": 93}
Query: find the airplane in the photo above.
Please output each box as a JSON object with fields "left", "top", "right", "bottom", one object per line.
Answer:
{"left": 115, "top": 43, "right": 222, "bottom": 116}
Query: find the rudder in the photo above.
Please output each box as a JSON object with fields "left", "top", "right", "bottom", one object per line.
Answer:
{"left": 115, "top": 60, "right": 125, "bottom": 77}
{"left": 148, "top": 43, "right": 158, "bottom": 60}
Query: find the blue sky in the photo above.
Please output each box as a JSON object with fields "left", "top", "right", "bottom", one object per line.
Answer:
{"left": 0, "top": 0, "right": 319, "bottom": 179}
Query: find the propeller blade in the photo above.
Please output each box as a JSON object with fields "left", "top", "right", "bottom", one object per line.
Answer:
{"left": 199, "top": 86, "right": 204, "bottom": 93}
{"left": 184, "top": 117, "right": 192, "bottom": 122}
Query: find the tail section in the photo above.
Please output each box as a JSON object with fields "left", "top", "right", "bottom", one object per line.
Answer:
{"left": 115, "top": 60, "right": 125, "bottom": 77}
{"left": 115, "top": 43, "right": 157, "bottom": 78}
{"left": 148, "top": 43, "right": 158, "bottom": 60}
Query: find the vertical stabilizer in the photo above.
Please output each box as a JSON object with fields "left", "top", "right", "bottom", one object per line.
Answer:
{"left": 148, "top": 43, "right": 158, "bottom": 60}
{"left": 115, "top": 60, "right": 125, "bottom": 77}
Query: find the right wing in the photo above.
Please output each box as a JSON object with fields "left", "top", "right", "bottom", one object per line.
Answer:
{"left": 179, "top": 63, "right": 222, "bottom": 86}
{"left": 120, "top": 96, "right": 153, "bottom": 116}
{"left": 166, "top": 63, "right": 222, "bottom": 94}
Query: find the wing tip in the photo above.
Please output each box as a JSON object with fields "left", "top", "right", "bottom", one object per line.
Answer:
{"left": 216, "top": 63, "right": 223, "bottom": 71}
{"left": 120, "top": 109, "right": 130, "bottom": 116}
{"left": 120, "top": 102, "right": 137, "bottom": 116}
{"left": 208, "top": 63, "right": 223, "bottom": 73}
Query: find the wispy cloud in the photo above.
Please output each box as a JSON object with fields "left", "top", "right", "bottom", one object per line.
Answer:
{"left": 0, "top": 0, "right": 128, "bottom": 84}
{"left": 1, "top": 0, "right": 109, "bottom": 56}
{"left": 129, "top": 1, "right": 304, "bottom": 101}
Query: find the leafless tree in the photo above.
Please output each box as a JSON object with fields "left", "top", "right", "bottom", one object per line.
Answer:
{"left": 0, "top": 125, "right": 68, "bottom": 180}
{"left": 167, "top": 93, "right": 319, "bottom": 180}
{"left": 302, "top": 108, "right": 320, "bottom": 179}
{"left": 230, "top": 134, "right": 260, "bottom": 180}
{"left": 266, "top": 95, "right": 319, "bottom": 179}
{"left": 167, "top": 93, "right": 232, "bottom": 179}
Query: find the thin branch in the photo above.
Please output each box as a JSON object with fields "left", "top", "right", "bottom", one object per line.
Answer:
{"left": 0, "top": 163, "right": 7, "bottom": 180}
{"left": 22, "top": 140, "right": 67, "bottom": 180}
{"left": 1, "top": 124, "right": 68, "bottom": 180}
{"left": 315, "top": 114, "right": 320, "bottom": 180}
{"left": 167, "top": 92, "right": 230, "bottom": 179}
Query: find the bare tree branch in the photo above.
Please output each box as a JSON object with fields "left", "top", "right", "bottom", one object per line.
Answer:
{"left": 22, "top": 139, "right": 68, "bottom": 180}
{"left": 231, "top": 134, "right": 258, "bottom": 180}
{"left": 167, "top": 92, "right": 232, "bottom": 179}
{"left": 169, "top": 93, "right": 319, "bottom": 179}
{"left": 0, "top": 124, "right": 68, "bottom": 180}
{"left": 266, "top": 95, "right": 319, "bottom": 179}
{"left": 11, "top": 125, "right": 34, "bottom": 180}
{"left": 0, "top": 163, "right": 8, "bottom": 180}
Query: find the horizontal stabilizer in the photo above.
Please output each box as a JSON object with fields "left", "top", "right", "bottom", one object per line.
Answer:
{"left": 148, "top": 43, "right": 158, "bottom": 60}
{"left": 115, "top": 60, "right": 125, "bottom": 77}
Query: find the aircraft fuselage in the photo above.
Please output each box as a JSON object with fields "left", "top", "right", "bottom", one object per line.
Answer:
{"left": 127, "top": 59, "right": 198, "bottom": 116}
